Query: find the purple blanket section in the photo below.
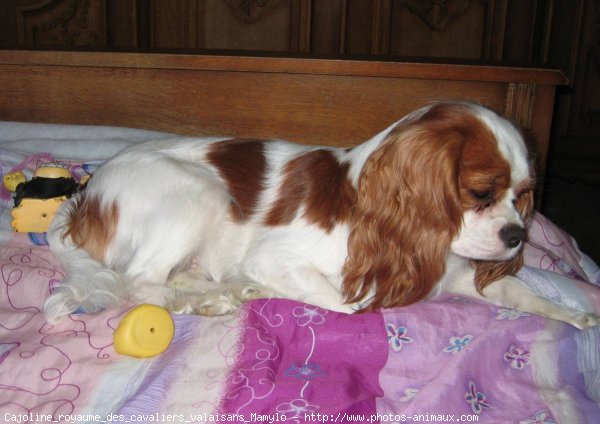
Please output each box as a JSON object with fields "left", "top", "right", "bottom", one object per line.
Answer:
{"left": 218, "top": 299, "right": 387, "bottom": 420}
{"left": 217, "top": 297, "right": 600, "bottom": 423}
{"left": 379, "top": 295, "right": 599, "bottom": 422}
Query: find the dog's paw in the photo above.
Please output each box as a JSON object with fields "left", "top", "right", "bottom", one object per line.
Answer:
{"left": 195, "top": 295, "right": 239, "bottom": 316}
{"left": 234, "top": 284, "right": 276, "bottom": 301}
{"left": 166, "top": 271, "right": 219, "bottom": 292}
{"left": 571, "top": 312, "right": 600, "bottom": 330}
{"left": 165, "top": 283, "right": 275, "bottom": 316}
{"left": 171, "top": 292, "right": 239, "bottom": 316}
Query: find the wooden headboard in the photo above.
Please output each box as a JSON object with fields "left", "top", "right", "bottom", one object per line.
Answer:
{"left": 0, "top": 50, "right": 566, "bottom": 178}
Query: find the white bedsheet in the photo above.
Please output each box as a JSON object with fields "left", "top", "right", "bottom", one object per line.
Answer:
{"left": 0, "top": 121, "right": 172, "bottom": 161}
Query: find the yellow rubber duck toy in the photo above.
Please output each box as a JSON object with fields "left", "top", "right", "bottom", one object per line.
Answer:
{"left": 113, "top": 304, "right": 175, "bottom": 358}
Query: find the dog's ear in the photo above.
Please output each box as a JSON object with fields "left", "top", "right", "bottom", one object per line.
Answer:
{"left": 342, "top": 122, "right": 464, "bottom": 309}
{"left": 473, "top": 181, "right": 535, "bottom": 292}
{"left": 64, "top": 193, "right": 119, "bottom": 263}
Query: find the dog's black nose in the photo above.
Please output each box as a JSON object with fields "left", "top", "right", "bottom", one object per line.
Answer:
{"left": 500, "top": 224, "right": 526, "bottom": 249}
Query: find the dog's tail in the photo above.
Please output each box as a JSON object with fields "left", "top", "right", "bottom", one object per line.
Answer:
{"left": 43, "top": 194, "right": 126, "bottom": 323}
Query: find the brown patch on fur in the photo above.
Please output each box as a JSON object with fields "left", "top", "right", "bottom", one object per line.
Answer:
{"left": 265, "top": 149, "right": 356, "bottom": 232}
{"left": 207, "top": 139, "right": 266, "bottom": 222}
{"left": 342, "top": 103, "right": 523, "bottom": 310}
{"left": 458, "top": 134, "right": 511, "bottom": 211}
{"left": 64, "top": 195, "right": 119, "bottom": 263}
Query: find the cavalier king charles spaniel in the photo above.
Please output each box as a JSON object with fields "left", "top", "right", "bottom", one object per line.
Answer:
{"left": 43, "top": 102, "right": 599, "bottom": 329}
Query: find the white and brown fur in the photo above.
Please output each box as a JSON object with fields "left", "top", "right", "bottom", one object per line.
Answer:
{"left": 43, "top": 102, "right": 600, "bottom": 329}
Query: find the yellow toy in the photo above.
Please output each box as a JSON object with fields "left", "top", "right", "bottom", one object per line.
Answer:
{"left": 113, "top": 304, "right": 175, "bottom": 358}
{"left": 3, "top": 163, "right": 80, "bottom": 233}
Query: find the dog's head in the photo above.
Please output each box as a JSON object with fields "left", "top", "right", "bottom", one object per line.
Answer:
{"left": 343, "top": 102, "right": 535, "bottom": 309}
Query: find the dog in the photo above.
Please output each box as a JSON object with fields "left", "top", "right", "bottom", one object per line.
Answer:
{"left": 43, "top": 102, "right": 600, "bottom": 329}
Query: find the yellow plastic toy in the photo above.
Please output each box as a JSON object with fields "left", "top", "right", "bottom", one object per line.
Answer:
{"left": 11, "top": 197, "right": 67, "bottom": 233}
{"left": 113, "top": 304, "right": 175, "bottom": 358}
{"left": 3, "top": 171, "right": 27, "bottom": 192}
{"left": 3, "top": 163, "right": 80, "bottom": 233}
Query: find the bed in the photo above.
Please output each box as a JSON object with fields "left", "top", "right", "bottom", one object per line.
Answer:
{"left": 0, "top": 49, "right": 599, "bottom": 423}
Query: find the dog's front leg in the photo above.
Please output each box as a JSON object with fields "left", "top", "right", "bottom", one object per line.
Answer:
{"left": 244, "top": 265, "right": 356, "bottom": 314}
{"left": 449, "top": 274, "right": 600, "bottom": 329}
{"left": 480, "top": 276, "right": 600, "bottom": 330}
{"left": 438, "top": 255, "right": 600, "bottom": 329}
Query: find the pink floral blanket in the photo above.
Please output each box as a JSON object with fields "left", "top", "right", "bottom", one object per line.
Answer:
{"left": 1, "top": 123, "right": 599, "bottom": 423}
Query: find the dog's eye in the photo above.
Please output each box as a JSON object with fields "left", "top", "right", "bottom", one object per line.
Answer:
{"left": 470, "top": 189, "right": 494, "bottom": 202}
{"left": 470, "top": 189, "right": 495, "bottom": 211}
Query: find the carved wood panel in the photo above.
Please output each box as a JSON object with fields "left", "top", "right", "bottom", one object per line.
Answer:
{"left": 17, "top": 0, "right": 106, "bottom": 47}
{"left": 198, "top": 0, "right": 303, "bottom": 51}
{"left": 0, "top": 0, "right": 544, "bottom": 59}
{"left": 141, "top": 0, "right": 311, "bottom": 52}
{"left": 390, "top": 0, "right": 489, "bottom": 58}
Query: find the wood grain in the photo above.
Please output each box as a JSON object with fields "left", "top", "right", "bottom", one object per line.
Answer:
{"left": 0, "top": 50, "right": 567, "bottom": 84}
